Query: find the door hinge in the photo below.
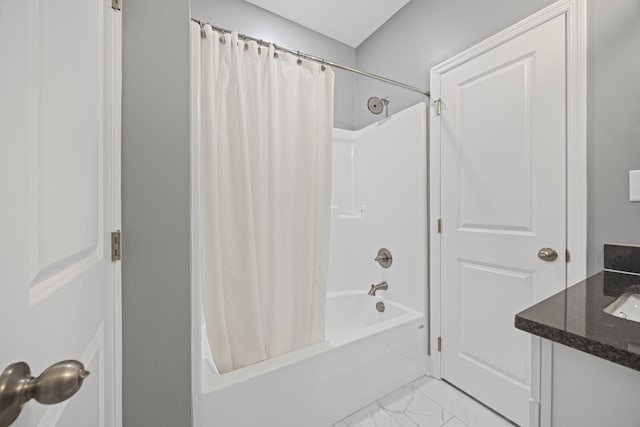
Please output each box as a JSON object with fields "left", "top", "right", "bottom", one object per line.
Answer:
{"left": 433, "top": 98, "right": 443, "bottom": 116}
{"left": 437, "top": 218, "right": 442, "bottom": 234}
{"left": 111, "top": 230, "right": 121, "bottom": 262}
{"left": 437, "top": 336, "right": 442, "bottom": 352}
{"left": 111, "top": 0, "right": 121, "bottom": 11}
{"left": 566, "top": 249, "right": 571, "bottom": 263}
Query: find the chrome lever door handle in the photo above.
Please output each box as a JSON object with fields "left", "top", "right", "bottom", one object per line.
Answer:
{"left": 0, "top": 360, "right": 89, "bottom": 427}
{"left": 537, "top": 247, "right": 558, "bottom": 262}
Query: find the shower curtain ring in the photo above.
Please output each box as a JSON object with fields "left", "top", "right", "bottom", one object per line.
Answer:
{"left": 321, "top": 60, "right": 326, "bottom": 72}
{"left": 258, "top": 39, "right": 263, "bottom": 55}
{"left": 297, "top": 51, "right": 302, "bottom": 65}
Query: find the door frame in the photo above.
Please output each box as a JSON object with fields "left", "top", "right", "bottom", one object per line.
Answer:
{"left": 110, "top": 5, "right": 123, "bottom": 427}
{"left": 428, "top": 0, "right": 586, "bottom": 425}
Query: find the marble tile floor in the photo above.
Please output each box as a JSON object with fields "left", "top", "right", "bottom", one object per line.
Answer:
{"left": 333, "top": 376, "right": 516, "bottom": 427}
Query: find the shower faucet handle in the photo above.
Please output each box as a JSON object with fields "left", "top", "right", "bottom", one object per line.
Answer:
{"left": 374, "top": 248, "right": 392, "bottom": 268}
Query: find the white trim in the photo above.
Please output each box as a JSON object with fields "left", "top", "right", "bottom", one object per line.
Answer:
{"left": 564, "top": 0, "right": 588, "bottom": 286}
{"left": 528, "top": 337, "right": 541, "bottom": 427}
{"left": 110, "top": 4, "right": 123, "bottom": 427}
{"left": 189, "top": 20, "right": 203, "bottom": 423}
{"left": 539, "top": 338, "right": 554, "bottom": 427}
{"left": 428, "top": 83, "right": 442, "bottom": 378}
{"left": 428, "top": 0, "right": 587, "bottom": 424}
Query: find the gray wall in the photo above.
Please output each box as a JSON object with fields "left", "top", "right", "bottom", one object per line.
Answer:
{"left": 586, "top": 0, "right": 640, "bottom": 274}
{"left": 122, "top": 0, "right": 192, "bottom": 426}
{"left": 190, "top": 0, "right": 357, "bottom": 130}
{"left": 356, "top": 0, "right": 640, "bottom": 274}
{"left": 355, "top": 0, "right": 556, "bottom": 129}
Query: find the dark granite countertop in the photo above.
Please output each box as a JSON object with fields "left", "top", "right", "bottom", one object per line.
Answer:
{"left": 515, "top": 270, "right": 640, "bottom": 371}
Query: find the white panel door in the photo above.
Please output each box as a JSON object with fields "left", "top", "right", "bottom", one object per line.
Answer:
{"left": 0, "top": 0, "right": 120, "bottom": 426}
{"left": 438, "top": 15, "right": 566, "bottom": 426}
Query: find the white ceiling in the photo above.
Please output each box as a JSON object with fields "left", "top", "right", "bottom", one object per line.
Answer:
{"left": 243, "top": 0, "right": 411, "bottom": 48}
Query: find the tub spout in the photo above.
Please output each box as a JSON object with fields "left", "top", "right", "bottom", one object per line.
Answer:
{"left": 368, "top": 281, "right": 388, "bottom": 296}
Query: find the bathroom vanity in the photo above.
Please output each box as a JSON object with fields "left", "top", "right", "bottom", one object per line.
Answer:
{"left": 515, "top": 245, "right": 640, "bottom": 426}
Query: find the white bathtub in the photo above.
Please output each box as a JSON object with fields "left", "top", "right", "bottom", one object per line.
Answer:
{"left": 194, "top": 291, "right": 428, "bottom": 427}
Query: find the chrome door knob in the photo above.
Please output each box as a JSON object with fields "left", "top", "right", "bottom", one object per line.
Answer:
{"left": 537, "top": 247, "right": 558, "bottom": 262}
{"left": 0, "top": 360, "right": 89, "bottom": 427}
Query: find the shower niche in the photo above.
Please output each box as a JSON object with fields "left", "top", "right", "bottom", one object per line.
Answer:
{"left": 331, "top": 130, "right": 367, "bottom": 219}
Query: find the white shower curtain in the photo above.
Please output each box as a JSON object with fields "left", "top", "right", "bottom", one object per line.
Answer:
{"left": 195, "top": 24, "right": 335, "bottom": 373}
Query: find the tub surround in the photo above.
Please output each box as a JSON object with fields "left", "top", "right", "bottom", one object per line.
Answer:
{"left": 328, "top": 103, "right": 427, "bottom": 313}
{"left": 515, "top": 244, "right": 640, "bottom": 371}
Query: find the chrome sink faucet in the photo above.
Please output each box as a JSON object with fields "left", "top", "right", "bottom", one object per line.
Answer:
{"left": 368, "top": 281, "right": 388, "bottom": 296}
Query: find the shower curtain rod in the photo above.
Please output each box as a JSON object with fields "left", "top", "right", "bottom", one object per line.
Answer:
{"left": 191, "top": 18, "right": 431, "bottom": 97}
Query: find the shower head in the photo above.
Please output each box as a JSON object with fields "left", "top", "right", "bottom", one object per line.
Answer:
{"left": 367, "top": 96, "right": 390, "bottom": 117}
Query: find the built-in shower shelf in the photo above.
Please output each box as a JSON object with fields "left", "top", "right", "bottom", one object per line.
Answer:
{"left": 332, "top": 205, "right": 367, "bottom": 219}
{"left": 337, "top": 213, "right": 364, "bottom": 219}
